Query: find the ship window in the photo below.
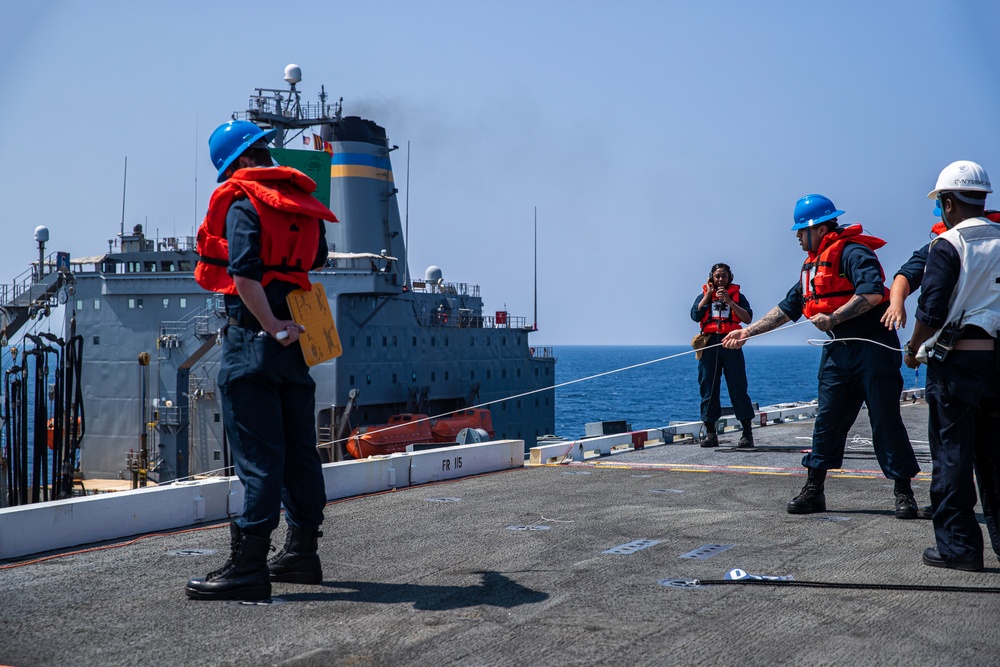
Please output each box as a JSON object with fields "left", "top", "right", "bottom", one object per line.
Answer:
{"left": 180, "top": 298, "right": 187, "bottom": 309}
{"left": 445, "top": 372, "right": 449, "bottom": 380}
{"left": 128, "top": 299, "right": 136, "bottom": 309}
{"left": 517, "top": 336, "right": 521, "bottom": 345}
{"left": 76, "top": 300, "right": 83, "bottom": 310}
{"left": 392, "top": 336, "right": 397, "bottom": 347}
{"left": 431, "top": 337, "right": 436, "bottom": 347}
{"left": 144, "top": 262, "right": 156, "bottom": 272}
{"left": 178, "top": 261, "right": 193, "bottom": 271}
{"left": 350, "top": 337, "right": 355, "bottom": 347}
{"left": 382, "top": 336, "right": 387, "bottom": 347}
{"left": 213, "top": 450, "right": 221, "bottom": 461}
{"left": 349, "top": 375, "right": 355, "bottom": 385}
{"left": 517, "top": 368, "right": 521, "bottom": 378}
{"left": 517, "top": 400, "right": 521, "bottom": 408}
{"left": 366, "top": 374, "right": 371, "bottom": 385}
{"left": 411, "top": 372, "right": 417, "bottom": 382}
{"left": 412, "top": 336, "right": 417, "bottom": 347}
{"left": 392, "top": 373, "right": 397, "bottom": 383}
{"left": 93, "top": 336, "right": 100, "bottom": 345}
{"left": 93, "top": 300, "right": 100, "bottom": 310}
{"left": 470, "top": 338, "right": 474, "bottom": 347}
{"left": 127, "top": 261, "right": 140, "bottom": 273}
{"left": 470, "top": 370, "right": 475, "bottom": 379}
{"left": 502, "top": 337, "right": 507, "bottom": 346}
{"left": 162, "top": 298, "right": 170, "bottom": 308}
{"left": 502, "top": 370, "right": 507, "bottom": 378}
{"left": 138, "top": 299, "right": 144, "bottom": 308}
{"left": 366, "top": 336, "right": 372, "bottom": 347}
{"left": 214, "top": 413, "right": 220, "bottom": 422}
{"left": 487, "top": 370, "right": 491, "bottom": 379}
{"left": 545, "top": 367, "right": 550, "bottom": 376}
{"left": 535, "top": 398, "right": 539, "bottom": 407}
{"left": 502, "top": 401, "right": 506, "bottom": 411}
{"left": 444, "top": 336, "right": 449, "bottom": 347}
{"left": 545, "top": 397, "right": 550, "bottom": 406}
{"left": 431, "top": 372, "right": 436, "bottom": 381}
{"left": 486, "top": 336, "right": 490, "bottom": 345}
{"left": 535, "top": 368, "right": 539, "bottom": 377}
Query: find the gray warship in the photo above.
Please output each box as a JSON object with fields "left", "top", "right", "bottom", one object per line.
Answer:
{"left": 0, "top": 64, "right": 554, "bottom": 498}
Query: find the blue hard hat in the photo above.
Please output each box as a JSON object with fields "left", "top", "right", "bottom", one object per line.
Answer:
{"left": 791, "top": 194, "right": 845, "bottom": 231}
{"left": 208, "top": 120, "right": 277, "bottom": 182}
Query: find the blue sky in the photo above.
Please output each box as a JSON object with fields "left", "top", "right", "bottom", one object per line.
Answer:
{"left": 2, "top": 1, "right": 999, "bottom": 346}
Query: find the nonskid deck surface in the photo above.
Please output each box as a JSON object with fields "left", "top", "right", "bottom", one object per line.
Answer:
{"left": 2, "top": 400, "right": 997, "bottom": 667}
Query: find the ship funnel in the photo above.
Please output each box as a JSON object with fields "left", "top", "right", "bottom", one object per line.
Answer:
{"left": 284, "top": 64, "right": 302, "bottom": 85}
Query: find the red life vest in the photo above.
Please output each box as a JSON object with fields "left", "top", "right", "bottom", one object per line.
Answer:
{"left": 699, "top": 283, "right": 745, "bottom": 334}
{"left": 195, "top": 166, "right": 338, "bottom": 295}
{"left": 930, "top": 221, "right": 947, "bottom": 236}
{"left": 800, "top": 225, "right": 888, "bottom": 318}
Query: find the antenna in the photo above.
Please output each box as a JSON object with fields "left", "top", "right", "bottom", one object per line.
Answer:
{"left": 120, "top": 157, "right": 128, "bottom": 240}
{"left": 533, "top": 207, "right": 538, "bottom": 331}
{"left": 194, "top": 113, "right": 199, "bottom": 230}
{"left": 404, "top": 140, "right": 411, "bottom": 288}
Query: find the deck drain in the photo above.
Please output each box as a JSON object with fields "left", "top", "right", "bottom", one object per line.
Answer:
{"left": 424, "top": 497, "right": 462, "bottom": 503}
{"left": 650, "top": 489, "right": 685, "bottom": 494}
{"left": 506, "top": 524, "right": 552, "bottom": 531}
{"left": 224, "top": 597, "right": 288, "bottom": 607}
{"left": 679, "top": 544, "right": 733, "bottom": 559}
{"left": 603, "top": 539, "right": 661, "bottom": 555}
{"left": 658, "top": 578, "right": 704, "bottom": 589}
{"left": 563, "top": 471, "right": 591, "bottom": 475}
{"left": 631, "top": 474, "right": 654, "bottom": 478}
{"left": 813, "top": 516, "right": 850, "bottom": 522}
{"left": 167, "top": 549, "right": 216, "bottom": 557}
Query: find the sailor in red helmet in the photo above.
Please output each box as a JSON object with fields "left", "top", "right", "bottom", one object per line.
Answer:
{"left": 185, "top": 120, "right": 338, "bottom": 601}
{"left": 723, "top": 194, "right": 921, "bottom": 519}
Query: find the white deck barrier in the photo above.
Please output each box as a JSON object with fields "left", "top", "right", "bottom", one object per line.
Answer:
{"left": 0, "top": 439, "right": 524, "bottom": 561}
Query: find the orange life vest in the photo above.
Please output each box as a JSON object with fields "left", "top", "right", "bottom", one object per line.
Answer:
{"left": 800, "top": 225, "right": 888, "bottom": 318}
{"left": 699, "top": 283, "right": 745, "bottom": 334}
{"left": 195, "top": 166, "right": 338, "bottom": 295}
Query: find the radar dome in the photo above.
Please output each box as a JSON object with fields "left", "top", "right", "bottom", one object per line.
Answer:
{"left": 34, "top": 226, "right": 49, "bottom": 243}
{"left": 284, "top": 64, "right": 302, "bottom": 85}
{"left": 424, "top": 266, "right": 443, "bottom": 283}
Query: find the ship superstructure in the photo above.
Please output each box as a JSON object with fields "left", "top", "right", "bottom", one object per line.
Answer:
{"left": 0, "top": 65, "right": 554, "bottom": 494}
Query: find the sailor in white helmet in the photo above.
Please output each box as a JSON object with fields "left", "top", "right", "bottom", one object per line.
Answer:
{"left": 904, "top": 160, "right": 1000, "bottom": 572}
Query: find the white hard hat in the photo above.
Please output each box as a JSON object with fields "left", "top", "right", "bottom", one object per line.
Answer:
{"left": 927, "top": 160, "right": 992, "bottom": 199}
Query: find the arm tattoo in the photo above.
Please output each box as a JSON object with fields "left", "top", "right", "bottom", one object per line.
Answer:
{"left": 745, "top": 306, "right": 790, "bottom": 336}
{"left": 830, "top": 295, "right": 875, "bottom": 326}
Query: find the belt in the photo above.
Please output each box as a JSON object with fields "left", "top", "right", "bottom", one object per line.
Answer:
{"left": 953, "top": 339, "right": 996, "bottom": 351}
{"left": 228, "top": 315, "right": 263, "bottom": 333}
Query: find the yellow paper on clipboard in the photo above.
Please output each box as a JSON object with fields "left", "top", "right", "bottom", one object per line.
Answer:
{"left": 286, "top": 283, "right": 342, "bottom": 366}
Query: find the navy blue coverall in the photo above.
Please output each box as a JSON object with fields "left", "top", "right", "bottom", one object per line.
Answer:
{"left": 690, "top": 293, "right": 755, "bottom": 425}
{"left": 778, "top": 243, "right": 919, "bottom": 481}
{"left": 915, "top": 239, "right": 1000, "bottom": 562}
{"left": 220, "top": 199, "right": 329, "bottom": 538}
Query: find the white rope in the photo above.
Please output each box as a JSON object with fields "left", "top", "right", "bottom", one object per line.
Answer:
{"left": 325, "top": 319, "right": 815, "bottom": 449}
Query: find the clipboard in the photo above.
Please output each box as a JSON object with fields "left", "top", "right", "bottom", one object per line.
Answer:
{"left": 286, "top": 283, "right": 342, "bottom": 366}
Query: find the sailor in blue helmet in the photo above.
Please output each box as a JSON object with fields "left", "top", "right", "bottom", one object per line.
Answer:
{"left": 722, "top": 194, "right": 921, "bottom": 518}
{"left": 903, "top": 160, "right": 1000, "bottom": 572}
{"left": 185, "top": 120, "right": 339, "bottom": 600}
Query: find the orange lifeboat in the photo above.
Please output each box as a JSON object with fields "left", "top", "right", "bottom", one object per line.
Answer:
{"left": 430, "top": 408, "right": 494, "bottom": 442}
{"left": 346, "top": 414, "right": 433, "bottom": 459}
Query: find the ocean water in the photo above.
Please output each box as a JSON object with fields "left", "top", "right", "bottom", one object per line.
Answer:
{"left": 553, "top": 345, "right": 924, "bottom": 439}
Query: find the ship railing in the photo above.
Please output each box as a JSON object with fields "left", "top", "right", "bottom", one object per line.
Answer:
{"left": 159, "top": 303, "right": 225, "bottom": 341}
{"left": 0, "top": 253, "right": 65, "bottom": 306}
{"left": 409, "top": 280, "right": 480, "bottom": 298}
{"left": 156, "top": 405, "right": 188, "bottom": 427}
{"left": 530, "top": 346, "right": 555, "bottom": 359}
{"left": 414, "top": 312, "right": 530, "bottom": 330}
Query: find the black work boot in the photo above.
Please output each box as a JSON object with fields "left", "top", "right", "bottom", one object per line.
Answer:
{"left": 185, "top": 523, "right": 272, "bottom": 601}
{"left": 700, "top": 423, "right": 718, "bottom": 448}
{"left": 787, "top": 467, "right": 827, "bottom": 514}
{"left": 268, "top": 526, "right": 324, "bottom": 584}
{"left": 893, "top": 478, "right": 918, "bottom": 520}
{"left": 737, "top": 420, "right": 754, "bottom": 448}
